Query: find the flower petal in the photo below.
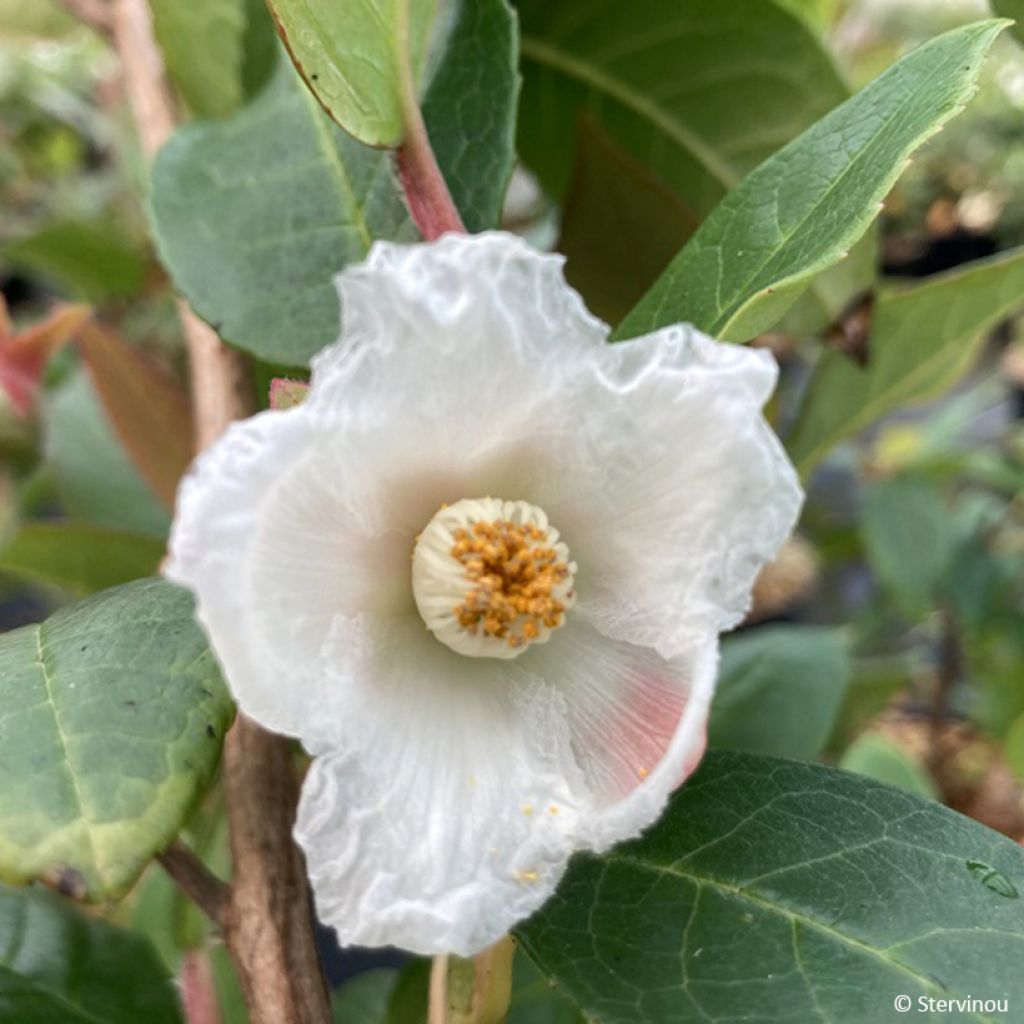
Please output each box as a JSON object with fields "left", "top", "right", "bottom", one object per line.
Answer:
{"left": 304, "top": 232, "right": 607, "bottom": 474}
{"left": 522, "top": 620, "right": 717, "bottom": 851}
{"left": 294, "top": 616, "right": 583, "bottom": 956}
{"left": 544, "top": 324, "right": 803, "bottom": 657}
{"left": 165, "top": 409, "right": 413, "bottom": 749}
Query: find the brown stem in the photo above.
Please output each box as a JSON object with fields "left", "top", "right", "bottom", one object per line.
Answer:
{"left": 100, "top": 1, "right": 332, "bottom": 1020}
{"left": 158, "top": 841, "right": 230, "bottom": 928}
{"left": 222, "top": 718, "right": 331, "bottom": 1022}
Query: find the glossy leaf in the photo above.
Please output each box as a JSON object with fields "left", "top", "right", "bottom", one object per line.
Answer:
{"left": 78, "top": 323, "right": 194, "bottom": 509}
{"left": 518, "top": 0, "right": 847, "bottom": 214}
{"left": 44, "top": 370, "right": 171, "bottom": 538}
{"left": 787, "top": 247, "right": 1024, "bottom": 474}
{"left": 709, "top": 626, "right": 850, "bottom": 760}
{"left": 0, "top": 578, "right": 234, "bottom": 901}
{"left": 0, "top": 883, "right": 182, "bottom": 1024}
{"left": 150, "top": 60, "right": 415, "bottom": 367}
{"left": 615, "top": 20, "right": 1008, "bottom": 342}
{"left": 0, "top": 522, "right": 164, "bottom": 595}
{"left": 557, "top": 119, "right": 699, "bottom": 325}
{"left": 518, "top": 750, "right": 1024, "bottom": 1024}
{"left": 508, "top": 953, "right": 586, "bottom": 1024}
{"left": 266, "top": 0, "right": 438, "bottom": 147}
{"left": 149, "top": 0, "right": 276, "bottom": 117}
{"left": 420, "top": 0, "right": 518, "bottom": 232}
{"left": 519, "top": 0, "right": 863, "bottom": 329}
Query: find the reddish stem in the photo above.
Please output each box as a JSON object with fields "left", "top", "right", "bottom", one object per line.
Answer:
{"left": 397, "top": 116, "right": 465, "bottom": 240}
{"left": 181, "top": 950, "right": 222, "bottom": 1024}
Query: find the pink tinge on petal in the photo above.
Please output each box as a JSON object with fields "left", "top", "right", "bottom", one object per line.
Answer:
{"left": 606, "top": 671, "right": 690, "bottom": 799}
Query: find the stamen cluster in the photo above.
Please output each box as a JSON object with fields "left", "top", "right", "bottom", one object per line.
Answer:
{"left": 451, "top": 521, "right": 571, "bottom": 648}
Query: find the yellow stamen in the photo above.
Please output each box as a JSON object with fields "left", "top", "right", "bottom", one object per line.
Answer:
{"left": 450, "top": 518, "right": 571, "bottom": 650}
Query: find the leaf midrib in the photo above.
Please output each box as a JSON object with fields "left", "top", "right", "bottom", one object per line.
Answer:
{"left": 519, "top": 34, "right": 740, "bottom": 192}
{"left": 33, "top": 620, "right": 103, "bottom": 882}
{"left": 299, "top": 84, "right": 374, "bottom": 251}
{"left": 519, "top": 26, "right": 867, "bottom": 339}
{"left": 699, "top": 37, "right": 963, "bottom": 337}
{"left": 607, "top": 851, "right": 998, "bottom": 1024}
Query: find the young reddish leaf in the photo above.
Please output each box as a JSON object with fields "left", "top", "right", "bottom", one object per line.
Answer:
{"left": 78, "top": 322, "right": 195, "bottom": 508}
{"left": 0, "top": 299, "right": 91, "bottom": 416}
{"left": 268, "top": 376, "right": 310, "bottom": 410}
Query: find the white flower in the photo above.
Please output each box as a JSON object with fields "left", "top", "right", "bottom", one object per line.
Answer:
{"left": 166, "top": 232, "right": 802, "bottom": 956}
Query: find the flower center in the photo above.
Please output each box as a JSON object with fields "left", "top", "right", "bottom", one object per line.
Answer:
{"left": 411, "top": 497, "right": 577, "bottom": 659}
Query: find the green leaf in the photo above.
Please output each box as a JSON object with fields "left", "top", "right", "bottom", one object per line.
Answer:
{"left": 420, "top": 0, "right": 519, "bottom": 232}
{"left": 787, "top": 247, "right": 1024, "bottom": 474}
{"left": 508, "top": 954, "right": 585, "bottom": 1024}
{"left": 775, "top": 0, "right": 841, "bottom": 29}
{"left": 45, "top": 370, "right": 171, "bottom": 539}
{"left": 557, "top": 118, "right": 700, "bottom": 326}
{"left": 709, "top": 626, "right": 850, "bottom": 760}
{"left": 778, "top": 229, "right": 877, "bottom": 339}
{"left": 266, "top": 0, "right": 437, "bottom": 147}
{"left": 992, "top": 0, "right": 1024, "bottom": 44}
{"left": 1005, "top": 714, "right": 1024, "bottom": 782}
{"left": 150, "top": 59, "right": 415, "bottom": 367}
{"left": 518, "top": 750, "right": 1024, "bottom": 1024}
{"left": 0, "top": 578, "right": 234, "bottom": 901}
{"left": 518, "top": 0, "right": 847, "bottom": 213}
{"left": 333, "top": 968, "right": 399, "bottom": 1024}
{"left": 0, "top": 522, "right": 164, "bottom": 595}
{"left": 0, "top": 883, "right": 182, "bottom": 1024}
{"left": 387, "top": 959, "right": 431, "bottom": 1024}
{"left": 829, "top": 658, "right": 908, "bottom": 750}
{"left": 840, "top": 734, "right": 940, "bottom": 800}
{"left": 148, "top": 0, "right": 242, "bottom": 118}
{"left": 520, "top": 0, "right": 871, "bottom": 329}
{"left": 149, "top": 0, "right": 276, "bottom": 118}
{"left": 861, "top": 477, "right": 955, "bottom": 619}
{"left": 615, "top": 20, "right": 1008, "bottom": 342}
{"left": 3, "top": 222, "right": 145, "bottom": 302}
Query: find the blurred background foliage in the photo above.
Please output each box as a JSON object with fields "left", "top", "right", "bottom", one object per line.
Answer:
{"left": 0, "top": 0, "right": 1023, "bottom": 1019}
